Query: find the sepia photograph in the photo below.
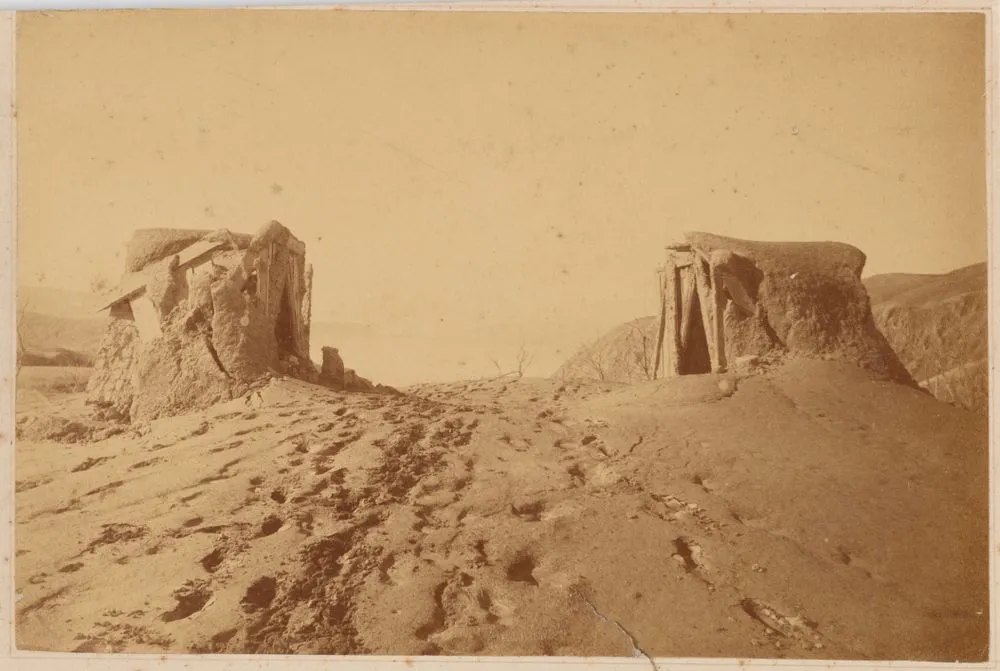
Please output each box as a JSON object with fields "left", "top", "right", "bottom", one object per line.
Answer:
{"left": 8, "top": 4, "right": 994, "bottom": 664}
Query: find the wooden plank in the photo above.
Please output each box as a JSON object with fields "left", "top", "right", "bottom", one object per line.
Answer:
{"left": 175, "top": 240, "right": 225, "bottom": 268}
{"left": 96, "top": 273, "right": 148, "bottom": 312}
{"left": 693, "top": 259, "right": 717, "bottom": 371}
{"left": 668, "top": 265, "right": 682, "bottom": 376}
{"left": 710, "top": 264, "right": 728, "bottom": 373}
{"left": 652, "top": 270, "right": 666, "bottom": 380}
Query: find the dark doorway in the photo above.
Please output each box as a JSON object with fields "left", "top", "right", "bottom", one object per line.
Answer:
{"left": 679, "top": 280, "right": 712, "bottom": 375}
{"left": 275, "top": 283, "right": 296, "bottom": 356}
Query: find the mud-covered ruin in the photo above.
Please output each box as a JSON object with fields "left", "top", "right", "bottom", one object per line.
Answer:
{"left": 654, "top": 231, "right": 914, "bottom": 384}
{"left": 86, "top": 221, "right": 384, "bottom": 422}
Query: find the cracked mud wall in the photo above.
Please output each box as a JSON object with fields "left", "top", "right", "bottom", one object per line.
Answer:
{"left": 87, "top": 222, "right": 314, "bottom": 422}
{"left": 86, "top": 302, "right": 141, "bottom": 421}
{"left": 128, "top": 323, "right": 243, "bottom": 421}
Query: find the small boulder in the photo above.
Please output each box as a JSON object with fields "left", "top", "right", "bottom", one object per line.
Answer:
{"left": 320, "top": 347, "right": 346, "bottom": 387}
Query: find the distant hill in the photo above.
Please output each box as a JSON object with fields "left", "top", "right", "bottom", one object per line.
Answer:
{"left": 17, "top": 287, "right": 106, "bottom": 366}
{"left": 864, "top": 263, "right": 988, "bottom": 414}
{"left": 864, "top": 263, "right": 987, "bottom": 307}
{"left": 553, "top": 316, "right": 660, "bottom": 383}
{"left": 17, "top": 285, "right": 104, "bottom": 320}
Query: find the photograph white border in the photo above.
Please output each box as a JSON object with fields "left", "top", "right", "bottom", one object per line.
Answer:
{"left": 0, "top": 2, "right": 996, "bottom": 669}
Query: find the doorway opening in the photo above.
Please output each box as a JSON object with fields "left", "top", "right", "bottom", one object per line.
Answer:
{"left": 679, "top": 280, "right": 712, "bottom": 375}
{"left": 275, "top": 282, "right": 296, "bottom": 356}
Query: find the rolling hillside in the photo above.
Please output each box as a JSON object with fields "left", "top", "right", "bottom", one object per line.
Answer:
{"left": 863, "top": 263, "right": 988, "bottom": 414}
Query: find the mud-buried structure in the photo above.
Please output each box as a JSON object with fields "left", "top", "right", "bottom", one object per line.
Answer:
{"left": 654, "top": 232, "right": 913, "bottom": 383}
{"left": 87, "top": 221, "right": 320, "bottom": 422}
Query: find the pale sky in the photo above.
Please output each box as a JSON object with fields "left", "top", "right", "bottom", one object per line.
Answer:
{"left": 15, "top": 10, "right": 988, "bottom": 383}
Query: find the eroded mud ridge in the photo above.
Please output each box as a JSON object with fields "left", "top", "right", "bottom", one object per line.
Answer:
{"left": 15, "top": 360, "right": 989, "bottom": 660}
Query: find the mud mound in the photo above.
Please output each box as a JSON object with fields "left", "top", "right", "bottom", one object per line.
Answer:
{"left": 15, "top": 363, "right": 988, "bottom": 661}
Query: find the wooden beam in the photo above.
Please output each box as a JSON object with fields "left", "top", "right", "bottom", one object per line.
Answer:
{"left": 693, "top": 258, "right": 717, "bottom": 371}
{"left": 653, "top": 270, "right": 667, "bottom": 380}
{"left": 710, "top": 264, "right": 728, "bottom": 373}
{"left": 668, "top": 264, "right": 682, "bottom": 376}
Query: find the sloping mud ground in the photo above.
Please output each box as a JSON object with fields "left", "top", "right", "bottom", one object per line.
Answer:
{"left": 15, "top": 358, "right": 989, "bottom": 661}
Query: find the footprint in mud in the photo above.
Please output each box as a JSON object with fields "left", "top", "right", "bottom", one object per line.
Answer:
{"left": 84, "top": 523, "right": 148, "bottom": 554}
{"left": 510, "top": 500, "right": 545, "bottom": 522}
{"left": 207, "top": 627, "right": 238, "bottom": 650}
{"left": 198, "top": 458, "right": 242, "bottom": 485}
{"left": 672, "top": 537, "right": 707, "bottom": 574}
{"left": 378, "top": 552, "right": 396, "bottom": 584}
{"left": 473, "top": 585, "right": 500, "bottom": 624}
{"left": 506, "top": 551, "right": 539, "bottom": 587}
{"left": 15, "top": 477, "right": 53, "bottom": 493}
{"left": 739, "top": 598, "right": 822, "bottom": 645}
{"left": 294, "top": 511, "right": 315, "bottom": 536}
{"left": 59, "top": 562, "right": 85, "bottom": 574}
{"left": 183, "top": 517, "right": 204, "bottom": 528}
{"left": 255, "top": 515, "right": 283, "bottom": 538}
{"left": 566, "top": 463, "right": 586, "bottom": 487}
{"left": 291, "top": 477, "right": 329, "bottom": 503}
{"left": 209, "top": 440, "right": 244, "bottom": 454}
{"left": 201, "top": 548, "right": 225, "bottom": 573}
{"left": 241, "top": 576, "right": 277, "bottom": 614}
{"left": 161, "top": 581, "right": 212, "bottom": 622}
{"left": 187, "top": 422, "right": 211, "bottom": 439}
{"left": 235, "top": 424, "right": 272, "bottom": 437}
{"left": 71, "top": 456, "right": 111, "bottom": 473}
{"left": 470, "top": 539, "right": 490, "bottom": 567}
{"left": 84, "top": 480, "right": 125, "bottom": 497}
{"left": 692, "top": 473, "right": 715, "bottom": 493}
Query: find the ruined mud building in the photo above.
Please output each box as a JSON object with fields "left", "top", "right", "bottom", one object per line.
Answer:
{"left": 653, "top": 231, "right": 913, "bottom": 384}
{"left": 87, "top": 221, "right": 376, "bottom": 422}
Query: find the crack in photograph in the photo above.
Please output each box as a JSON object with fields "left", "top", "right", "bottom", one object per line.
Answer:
{"left": 9, "top": 5, "right": 992, "bottom": 664}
